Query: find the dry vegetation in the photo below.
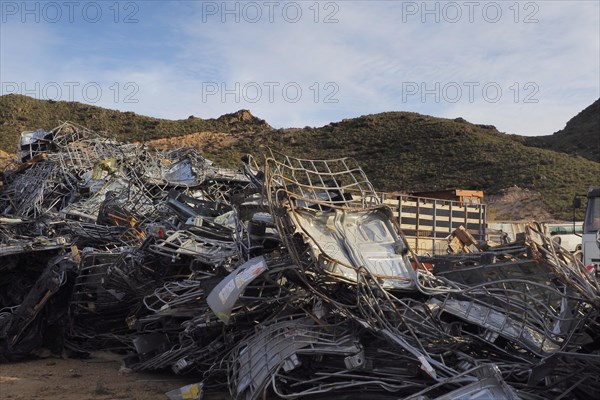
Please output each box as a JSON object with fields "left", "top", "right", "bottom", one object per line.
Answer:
{"left": 1, "top": 94, "right": 598, "bottom": 220}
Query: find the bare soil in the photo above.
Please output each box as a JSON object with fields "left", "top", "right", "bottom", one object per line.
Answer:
{"left": 0, "top": 353, "right": 225, "bottom": 400}
{"left": 0, "top": 150, "right": 15, "bottom": 170}
{"left": 145, "top": 132, "right": 237, "bottom": 152}
{"left": 486, "top": 185, "right": 555, "bottom": 222}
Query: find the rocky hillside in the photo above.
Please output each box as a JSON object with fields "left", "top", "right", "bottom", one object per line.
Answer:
{"left": 0, "top": 94, "right": 270, "bottom": 152}
{"left": 524, "top": 99, "right": 599, "bottom": 162}
{"left": 1, "top": 94, "right": 598, "bottom": 220}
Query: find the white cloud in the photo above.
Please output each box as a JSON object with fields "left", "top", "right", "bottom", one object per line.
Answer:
{"left": 1, "top": 1, "right": 598, "bottom": 134}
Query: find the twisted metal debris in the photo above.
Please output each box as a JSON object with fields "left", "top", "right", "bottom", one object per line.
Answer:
{"left": 1, "top": 122, "right": 599, "bottom": 399}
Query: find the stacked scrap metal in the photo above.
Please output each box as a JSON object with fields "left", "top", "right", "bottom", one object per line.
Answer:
{"left": 1, "top": 122, "right": 600, "bottom": 399}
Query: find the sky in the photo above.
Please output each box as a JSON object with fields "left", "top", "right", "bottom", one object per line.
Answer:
{"left": 0, "top": 0, "right": 599, "bottom": 135}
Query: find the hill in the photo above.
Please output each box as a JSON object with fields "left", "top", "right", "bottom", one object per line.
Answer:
{"left": 1, "top": 94, "right": 599, "bottom": 220}
{"left": 144, "top": 112, "right": 599, "bottom": 221}
{"left": 524, "top": 99, "right": 600, "bottom": 162}
{"left": 0, "top": 94, "right": 270, "bottom": 152}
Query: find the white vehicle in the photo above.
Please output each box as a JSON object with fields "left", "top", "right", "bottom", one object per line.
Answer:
{"left": 545, "top": 222, "right": 583, "bottom": 254}
{"left": 582, "top": 187, "right": 600, "bottom": 273}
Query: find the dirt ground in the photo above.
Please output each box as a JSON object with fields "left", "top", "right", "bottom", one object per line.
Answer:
{"left": 0, "top": 352, "right": 226, "bottom": 400}
{"left": 0, "top": 150, "right": 15, "bottom": 170}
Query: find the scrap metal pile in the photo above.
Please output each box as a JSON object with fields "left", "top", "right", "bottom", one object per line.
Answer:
{"left": 1, "top": 122, "right": 600, "bottom": 399}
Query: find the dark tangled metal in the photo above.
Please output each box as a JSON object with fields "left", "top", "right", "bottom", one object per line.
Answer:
{"left": 1, "top": 123, "right": 598, "bottom": 399}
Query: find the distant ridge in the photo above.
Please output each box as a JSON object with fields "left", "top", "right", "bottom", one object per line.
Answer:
{"left": 525, "top": 99, "right": 600, "bottom": 162}
{"left": 1, "top": 94, "right": 598, "bottom": 220}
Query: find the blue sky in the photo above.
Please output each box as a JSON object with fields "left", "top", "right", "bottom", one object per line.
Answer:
{"left": 1, "top": 0, "right": 599, "bottom": 135}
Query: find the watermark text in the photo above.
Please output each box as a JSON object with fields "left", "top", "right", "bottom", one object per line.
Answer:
{"left": 1, "top": 1, "right": 140, "bottom": 23}
{"left": 199, "top": 1, "right": 339, "bottom": 23}
{"left": 401, "top": 81, "right": 539, "bottom": 103}
{"left": 202, "top": 81, "right": 339, "bottom": 103}
{"left": 1, "top": 81, "right": 140, "bottom": 103}
{"left": 400, "top": 1, "right": 539, "bottom": 23}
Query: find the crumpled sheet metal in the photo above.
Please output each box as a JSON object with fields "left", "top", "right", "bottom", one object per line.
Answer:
{"left": 290, "top": 207, "right": 416, "bottom": 288}
{"left": 207, "top": 256, "right": 268, "bottom": 324}
{"left": 424, "top": 364, "right": 520, "bottom": 400}
{"left": 264, "top": 151, "right": 416, "bottom": 289}
{"left": 1, "top": 125, "right": 600, "bottom": 400}
{"left": 229, "top": 316, "right": 402, "bottom": 400}
{"left": 422, "top": 224, "right": 600, "bottom": 358}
